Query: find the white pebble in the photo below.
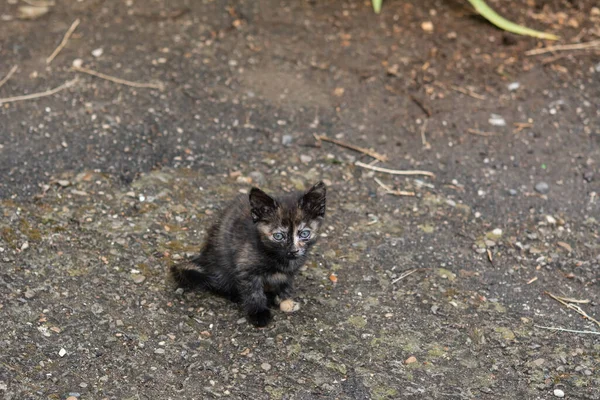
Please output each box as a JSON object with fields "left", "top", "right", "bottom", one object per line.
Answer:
{"left": 553, "top": 389, "right": 565, "bottom": 398}
{"left": 91, "top": 48, "right": 104, "bottom": 57}
{"left": 58, "top": 348, "right": 67, "bottom": 357}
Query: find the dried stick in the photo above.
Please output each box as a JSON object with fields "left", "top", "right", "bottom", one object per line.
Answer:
{"left": 0, "top": 78, "right": 78, "bottom": 104}
{"left": 392, "top": 268, "right": 418, "bottom": 284}
{"left": 314, "top": 134, "right": 388, "bottom": 162}
{"left": 355, "top": 161, "right": 435, "bottom": 178}
{"left": 450, "top": 85, "right": 486, "bottom": 100}
{"left": 546, "top": 292, "right": 600, "bottom": 328}
{"left": 46, "top": 19, "right": 80, "bottom": 65}
{"left": 73, "top": 65, "right": 165, "bottom": 90}
{"left": 525, "top": 40, "right": 600, "bottom": 56}
{"left": 0, "top": 65, "right": 18, "bottom": 90}
{"left": 374, "top": 177, "right": 415, "bottom": 197}
{"left": 534, "top": 325, "right": 600, "bottom": 335}
{"left": 468, "top": 128, "right": 496, "bottom": 137}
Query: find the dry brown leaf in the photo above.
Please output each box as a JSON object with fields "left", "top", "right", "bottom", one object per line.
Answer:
{"left": 557, "top": 241, "right": 573, "bottom": 253}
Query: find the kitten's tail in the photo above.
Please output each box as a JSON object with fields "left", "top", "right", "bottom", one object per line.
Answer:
{"left": 170, "top": 256, "right": 211, "bottom": 288}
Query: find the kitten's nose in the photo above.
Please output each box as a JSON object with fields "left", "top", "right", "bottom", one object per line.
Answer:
{"left": 288, "top": 249, "right": 300, "bottom": 257}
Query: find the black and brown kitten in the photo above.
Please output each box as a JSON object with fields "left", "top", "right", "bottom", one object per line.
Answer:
{"left": 171, "top": 182, "right": 326, "bottom": 327}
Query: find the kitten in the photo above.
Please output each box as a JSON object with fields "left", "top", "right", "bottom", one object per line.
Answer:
{"left": 171, "top": 182, "right": 326, "bottom": 327}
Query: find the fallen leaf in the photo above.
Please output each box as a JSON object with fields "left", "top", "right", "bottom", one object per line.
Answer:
{"left": 239, "top": 348, "right": 251, "bottom": 356}
{"left": 556, "top": 241, "right": 573, "bottom": 253}
{"left": 333, "top": 87, "right": 345, "bottom": 97}
{"left": 18, "top": 5, "right": 50, "bottom": 20}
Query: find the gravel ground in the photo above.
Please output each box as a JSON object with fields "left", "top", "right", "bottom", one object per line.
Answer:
{"left": 1, "top": 0, "right": 599, "bottom": 399}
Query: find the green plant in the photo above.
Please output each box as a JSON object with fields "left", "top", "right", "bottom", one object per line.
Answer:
{"left": 371, "top": 0, "right": 559, "bottom": 41}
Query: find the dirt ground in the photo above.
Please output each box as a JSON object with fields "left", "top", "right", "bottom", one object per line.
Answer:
{"left": 1, "top": 0, "right": 599, "bottom": 399}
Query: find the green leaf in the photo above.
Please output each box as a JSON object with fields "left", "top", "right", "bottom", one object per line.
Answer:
{"left": 467, "top": 0, "right": 559, "bottom": 40}
{"left": 372, "top": 0, "right": 382, "bottom": 14}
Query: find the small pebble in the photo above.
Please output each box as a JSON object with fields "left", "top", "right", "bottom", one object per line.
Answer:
{"left": 59, "top": 348, "right": 67, "bottom": 357}
{"left": 421, "top": 21, "right": 434, "bottom": 32}
{"left": 24, "top": 289, "right": 35, "bottom": 299}
{"left": 300, "top": 155, "right": 312, "bottom": 163}
{"left": 66, "top": 397, "right": 78, "bottom": 400}
{"left": 261, "top": 362, "right": 271, "bottom": 371}
{"left": 154, "top": 348, "right": 165, "bottom": 354}
{"left": 132, "top": 275, "right": 146, "bottom": 284}
{"left": 488, "top": 114, "right": 506, "bottom": 127}
{"left": 281, "top": 135, "right": 293, "bottom": 146}
{"left": 508, "top": 189, "right": 517, "bottom": 196}
{"left": 91, "top": 48, "right": 103, "bottom": 57}
{"left": 535, "top": 182, "right": 549, "bottom": 194}
{"left": 553, "top": 388, "right": 565, "bottom": 398}
{"left": 508, "top": 82, "right": 520, "bottom": 91}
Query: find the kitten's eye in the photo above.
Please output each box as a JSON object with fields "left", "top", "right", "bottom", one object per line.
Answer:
{"left": 273, "top": 232, "right": 285, "bottom": 241}
{"left": 299, "top": 229, "right": 311, "bottom": 239}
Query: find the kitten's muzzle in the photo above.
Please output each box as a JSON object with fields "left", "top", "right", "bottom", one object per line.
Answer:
{"left": 287, "top": 249, "right": 303, "bottom": 259}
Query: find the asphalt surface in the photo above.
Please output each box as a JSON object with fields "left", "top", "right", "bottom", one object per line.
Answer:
{"left": 1, "top": 0, "right": 599, "bottom": 399}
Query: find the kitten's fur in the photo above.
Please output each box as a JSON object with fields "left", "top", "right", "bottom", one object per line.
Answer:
{"left": 171, "top": 182, "right": 326, "bottom": 327}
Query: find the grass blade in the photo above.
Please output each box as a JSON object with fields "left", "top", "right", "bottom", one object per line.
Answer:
{"left": 467, "top": 0, "right": 559, "bottom": 40}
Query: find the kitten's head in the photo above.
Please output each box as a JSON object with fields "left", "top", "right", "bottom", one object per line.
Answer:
{"left": 249, "top": 182, "right": 326, "bottom": 261}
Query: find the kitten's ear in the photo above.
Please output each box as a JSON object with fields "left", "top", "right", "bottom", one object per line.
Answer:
{"left": 299, "top": 181, "right": 326, "bottom": 219}
{"left": 249, "top": 188, "right": 278, "bottom": 222}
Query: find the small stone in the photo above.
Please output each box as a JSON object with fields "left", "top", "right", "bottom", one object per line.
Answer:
{"left": 488, "top": 114, "right": 506, "bottom": 127}
{"left": 24, "top": 289, "right": 35, "bottom": 299}
{"left": 57, "top": 180, "right": 71, "bottom": 187}
{"left": 154, "top": 348, "right": 165, "bottom": 354}
{"left": 583, "top": 171, "right": 594, "bottom": 182}
{"left": 405, "top": 356, "right": 417, "bottom": 364}
{"left": 91, "top": 303, "right": 104, "bottom": 315}
{"left": 545, "top": 215, "right": 557, "bottom": 225}
{"left": 72, "top": 58, "right": 83, "bottom": 68}
{"left": 91, "top": 48, "right": 104, "bottom": 57}
{"left": 300, "top": 155, "right": 312, "bottom": 163}
{"left": 132, "top": 274, "right": 146, "bottom": 284}
{"left": 583, "top": 369, "right": 592, "bottom": 376}
{"left": 533, "top": 358, "right": 545, "bottom": 366}
{"left": 261, "top": 362, "right": 271, "bottom": 371}
{"left": 553, "top": 388, "right": 565, "bottom": 398}
{"left": 249, "top": 171, "right": 266, "bottom": 185}
{"left": 66, "top": 397, "right": 78, "bottom": 400}
{"left": 535, "top": 182, "right": 549, "bottom": 194}
{"left": 508, "top": 189, "right": 517, "bottom": 196}
{"left": 507, "top": 82, "right": 520, "bottom": 91}
{"left": 421, "top": 21, "right": 434, "bottom": 32}
{"left": 281, "top": 135, "right": 293, "bottom": 146}
{"left": 79, "top": 382, "right": 87, "bottom": 388}
{"left": 59, "top": 348, "right": 67, "bottom": 357}
{"left": 280, "top": 299, "right": 300, "bottom": 313}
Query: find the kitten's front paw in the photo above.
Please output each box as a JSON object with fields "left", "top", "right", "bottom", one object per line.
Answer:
{"left": 279, "top": 299, "right": 300, "bottom": 313}
{"left": 248, "top": 309, "right": 272, "bottom": 327}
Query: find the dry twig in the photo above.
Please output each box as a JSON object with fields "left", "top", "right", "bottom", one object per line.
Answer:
{"left": 392, "top": 268, "right": 418, "bottom": 284}
{"left": 450, "top": 85, "right": 486, "bottom": 100}
{"left": 313, "top": 134, "right": 387, "bottom": 162}
{"left": 525, "top": 40, "right": 600, "bottom": 56}
{"left": 420, "top": 120, "right": 431, "bottom": 149}
{"left": 73, "top": 65, "right": 165, "bottom": 90}
{"left": 467, "top": 128, "right": 496, "bottom": 137}
{"left": 374, "top": 177, "right": 415, "bottom": 197}
{"left": 0, "top": 78, "right": 78, "bottom": 105}
{"left": 534, "top": 325, "right": 600, "bottom": 335}
{"left": 46, "top": 19, "right": 80, "bottom": 65}
{"left": 546, "top": 292, "right": 600, "bottom": 328}
{"left": 355, "top": 161, "right": 435, "bottom": 178}
{"left": 0, "top": 65, "right": 18, "bottom": 90}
